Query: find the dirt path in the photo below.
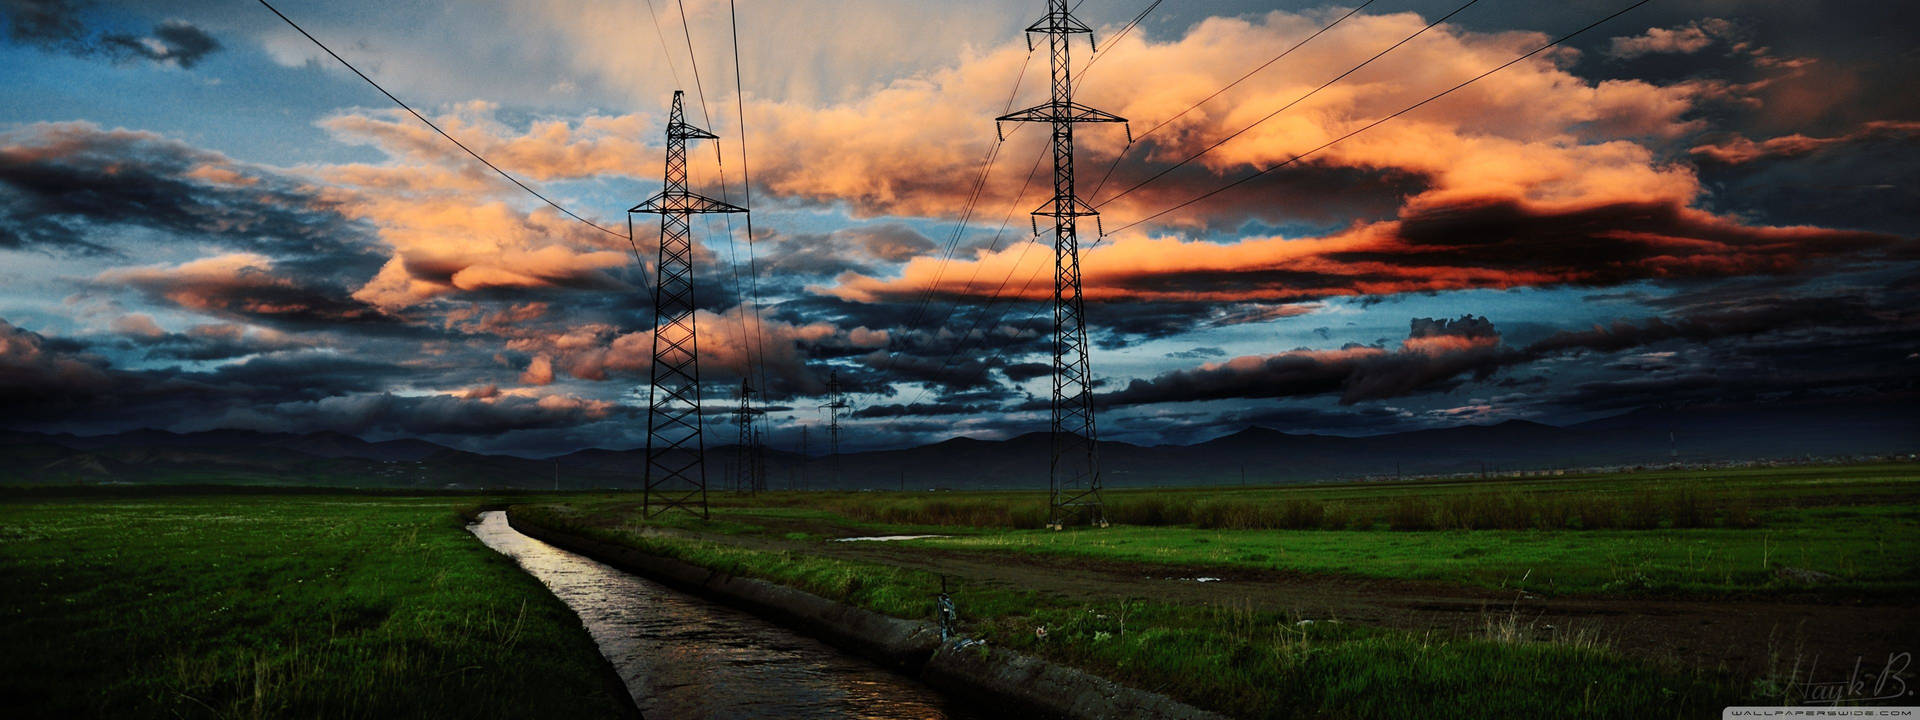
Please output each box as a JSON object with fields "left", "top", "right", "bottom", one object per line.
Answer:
{"left": 671, "top": 516, "right": 1918, "bottom": 681}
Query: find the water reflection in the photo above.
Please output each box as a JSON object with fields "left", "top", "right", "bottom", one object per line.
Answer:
{"left": 469, "top": 511, "right": 978, "bottom": 720}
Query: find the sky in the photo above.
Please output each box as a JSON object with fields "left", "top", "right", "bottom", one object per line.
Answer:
{"left": 0, "top": 0, "right": 1915, "bottom": 457}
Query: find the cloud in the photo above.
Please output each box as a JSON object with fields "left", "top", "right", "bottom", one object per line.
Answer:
{"left": 1606, "top": 19, "right": 1737, "bottom": 59}
{"left": 1, "top": 315, "right": 625, "bottom": 438}
{"left": 519, "top": 353, "right": 553, "bottom": 385}
{"left": 101, "top": 19, "right": 220, "bottom": 68}
{"left": 1102, "top": 293, "right": 1920, "bottom": 410}
{"left": 1165, "top": 346, "right": 1225, "bottom": 360}
{"left": 1104, "top": 315, "right": 1509, "bottom": 407}
{"left": 96, "top": 253, "right": 395, "bottom": 327}
{"left": 1690, "top": 120, "right": 1920, "bottom": 165}
{"left": 830, "top": 198, "right": 1904, "bottom": 307}
{"left": 2, "top": 3, "right": 221, "bottom": 67}
{"left": 0, "top": 317, "right": 116, "bottom": 410}
{"left": 2, "top": 0, "right": 85, "bottom": 50}
{"left": 213, "top": 390, "right": 618, "bottom": 437}
{"left": 0, "top": 122, "right": 371, "bottom": 260}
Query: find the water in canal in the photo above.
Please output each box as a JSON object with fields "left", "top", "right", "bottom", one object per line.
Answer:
{"left": 468, "top": 511, "right": 979, "bottom": 719}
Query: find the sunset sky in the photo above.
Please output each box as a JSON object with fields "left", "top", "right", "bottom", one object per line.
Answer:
{"left": 2, "top": 0, "right": 1915, "bottom": 456}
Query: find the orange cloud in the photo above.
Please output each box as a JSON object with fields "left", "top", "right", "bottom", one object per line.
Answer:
{"left": 1689, "top": 120, "right": 1920, "bottom": 165}
{"left": 96, "top": 253, "right": 391, "bottom": 324}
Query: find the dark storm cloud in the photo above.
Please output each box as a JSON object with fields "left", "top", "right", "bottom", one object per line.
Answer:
{"left": 2, "top": 0, "right": 85, "bottom": 49}
{"left": 97, "top": 256, "right": 397, "bottom": 330}
{"left": 1, "top": 317, "right": 621, "bottom": 437}
{"left": 851, "top": 401, "right": 993, "bottom": 419}
{"left": 2, "top": 2, "right": 222, "bottom": 67}
{"left": 0, "top": 122, "right": 376, "bottom": 265}
{"left": 852, "top": 347, "right": 993, "bottom": 393}
{"left": 102, "top": 320, "right": 314, "bottom": 361}
{"left": 228, "top": 392, "right": 624, "bottom": 437}
{"left": 100, "top": 19, "right": 218, "bottom": 68}
{"left": 758, "top": 222, "right": 938, "bottom": 279}
{"left": 1000, "top": 361, "right": 1050, "bottom": 382}
{"left": 1102, "top": 315, "right": 1510, "bottom": 408}
{"left": 1103, "top": 292, "right": 1920, "bottom": 410}
{"left": 1164, "top": 346, "right": 1225, "bottom": 360}
{"left": 1688, "top": 122, "right": 1920, "bottom": 236}
{"left": 1367, "top": 199, "right": 1902, "bottom": 285}
{"left": 1523, "top": 294, "right": 1904, "bottom": 356}
{"left": 1091, "top": 301, "right": 1317, "bottom": 349}
{"left": 1088, "top": 155, "right": 1431, "bottom": 233}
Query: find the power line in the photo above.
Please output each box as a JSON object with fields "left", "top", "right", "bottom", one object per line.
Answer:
{"left": 870, "top": 46, "right": 1038, "bottom": 383}
{"left": 1093, "top": 0, "right": 1482, "bottom": 210}
{"left": 895, "top": 0, "right": 1158, "bottom": 404}
{"left": 669, "top": 0, "right": 766, "bottom": 406}
{"left": 1085, "top": 0, "right": 1377, "bottom": 201}
{"left": 729, "top": 0, "right": 772, "bottom": 405}
{"left": 915, "top": 0, "right": 1659, "bottom": 408}
{"left": 917, "top": 0, "right": 1407, "bottom": 389}
{"left": 901, "top": 145, "right": 1050, "bottom": 404}
{"left": 1081, "top": 0, "right": 1161, "bottom": 74}
{"left": 675, "top": 0, "right": 716, "bottom": 128}
{"left": 641, "top": 0, "right": 684, "bottom": 88}
{"left": 253, "top": 0, "right": 626, "bottom": 240}
{"left": 1106, "top": 0, "right": 1658, "bottom": 236}
{"left": 880, "top": 0, "right": 1154, "bottom": 392}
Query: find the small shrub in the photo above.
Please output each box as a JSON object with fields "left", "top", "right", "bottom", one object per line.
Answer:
{"left": 1387, "top": 496, "right": 1433, "bottom": 530}
{"left": 1619, "top": 493, "right": 1663, "bottom": 530}
{"left": 1667, "top": 489, "right": 1708, "bottom": 529}
{"left": 1722, "top": 494, "right": 1760, "bottom": 528}
{"left": 1277, "top": 499, "right": 1323, "bottom": 530}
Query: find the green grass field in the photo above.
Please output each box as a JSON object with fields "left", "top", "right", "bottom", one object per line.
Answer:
{"left": 512, "top": 503, "right": 1751, "bottom": 719}
{"left": 0, "top": 495, "right": 632, "bottom": 719}
{"left": 707, "top": 463, "right": 1920, "bottom": 597}
{"left": 508, "top": 462, "right": 1919, "bottom": 719}
{"left": 3, "top": 462, "right": 1910, "bottom": 719}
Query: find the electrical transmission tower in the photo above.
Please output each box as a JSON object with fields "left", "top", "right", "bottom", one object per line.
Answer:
{"left": 997, "top": 0, "right": 1126, "bottom": 529}
{"left": 632, "top": 90, "right": 748, "bottom": 519}
{"left": 797, "top": 425, "right": 810, "bottom": 490}
{"left": 820, "top": 369, "right": 849, "bottom": 486}
{"left": 732, "top": 379, "right": 765, "bottom": 493}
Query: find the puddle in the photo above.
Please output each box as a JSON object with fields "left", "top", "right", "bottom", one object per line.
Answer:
{"left": 831, "top": 534, "right": 948, "bottom": 542}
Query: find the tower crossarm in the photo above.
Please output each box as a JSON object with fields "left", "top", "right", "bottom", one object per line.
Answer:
{"left": 996, "top": 100, "right": 1126, "bottom": 126}
{"left": 631, "top": 191, "right": 749, "bottom": 215}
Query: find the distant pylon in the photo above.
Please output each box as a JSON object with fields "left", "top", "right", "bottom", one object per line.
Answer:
{"left": 797, "top": 425, "right": 811, "bottom": 490}
{"left": 732, "top": 379, "right": 765, "bottom": 493}
{"left": 820, "top": 369, "right": 849, "bottom": 486}
{"left": 632, "top": 90, "right": 748, "bottom": 520}
{"left": 997, "top": 0, "right": 1126, "bottom": 530}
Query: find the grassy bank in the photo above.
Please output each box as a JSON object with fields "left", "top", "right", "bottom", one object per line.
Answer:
{"left": 0, "top": 495, "right": 632, "bottom": 719}
{"left": 512, "top": 504, "right": 1751, "bottom": 719}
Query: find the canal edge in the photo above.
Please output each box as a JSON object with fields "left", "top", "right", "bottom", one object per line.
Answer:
{"left": 504, "top": 508, "right": 1233, "bottom": 720}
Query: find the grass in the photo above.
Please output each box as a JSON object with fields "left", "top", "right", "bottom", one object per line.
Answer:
{"left": 0, "top": 495, "right": 633, "bottom": 719}
{"left": 557, "top": 463, "right": 1920, "bottom": 598}
{"left": 776, "top": 463, "right": 1917, "bottom": 532}
{"left": 906, "top": 507, "right": 1920, "bottom": 597}
{"left": 511, "top": 504, "right": 1750, "bottom": 719}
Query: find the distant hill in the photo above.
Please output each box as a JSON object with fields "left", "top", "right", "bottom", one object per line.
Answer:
{"left": 0, "top": 398, "right": 1911, "bottom": 490}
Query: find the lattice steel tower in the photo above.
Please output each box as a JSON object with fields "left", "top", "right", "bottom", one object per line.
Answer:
{"left": 997, "top": 0, "right": 1126, "bottom": 529}
{"left": 632, "top": 90, "right": 747, "bottom": 519}
{"left": 820, "top": 369, "right": 849, "bottom": 486}
{"left": 732, "top": 379, "right": 765, "bottom": 493}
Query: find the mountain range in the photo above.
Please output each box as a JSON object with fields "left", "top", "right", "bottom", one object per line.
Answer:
{"left": 1, "top": 398, "right": 1911, "bottom": 490}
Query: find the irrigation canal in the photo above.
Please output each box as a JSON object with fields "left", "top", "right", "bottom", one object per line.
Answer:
{"left": 468, "top": 511, "right": 981, "bottom": 719}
